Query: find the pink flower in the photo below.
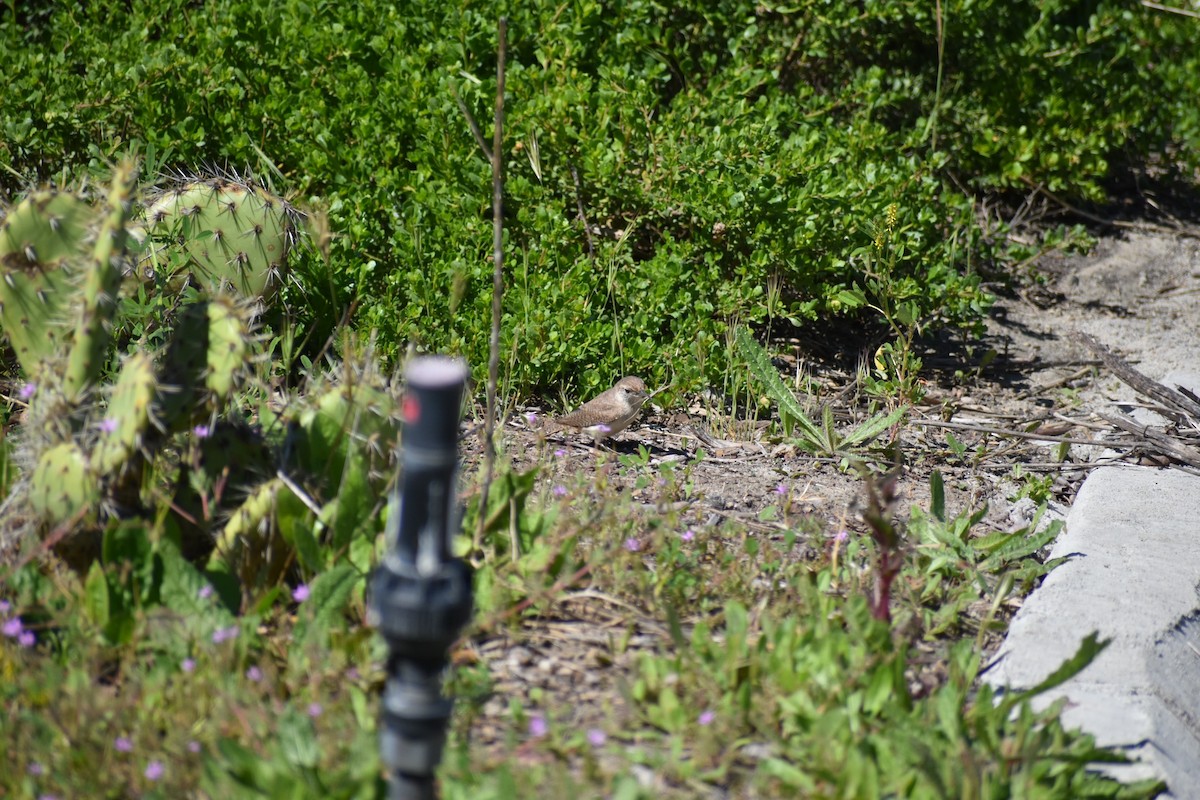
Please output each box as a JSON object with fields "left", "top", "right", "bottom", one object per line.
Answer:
{"left": 18, "top": 382, "right": 35, "bottom": 400}
{"left": 528, "top": 714, "right": 548, "bottom": 738}
{"left": 181, "top": 658, "right": 195, "bottom": 673}
{"left": 681, "top": 529, "right": 695, "bottom": 542}
{"left": 774, "top": 484, "right": 787, "bottom": 495}
{"left": 3, "top": 617, "right": 22, "bottom": 637}
{"left": 552, "top": 485, "right": 567, "bottom": 497}
{"left": 187, "top": 740, "right": 201, "bottom": 754}
{"left": 245, "top": 665, "right": 263, "bottom": 682}
{"left": 624, "top": 537, "right": 641, "bottom": 553}
{"left": 97, "top": 417, "right": 118, "bottom": 433}
{"left": 586, "top": 728, "right": 606, "bottom": 747}
{"left": 698, "top": 710, "right": 715, "bottom": 726}
{"left": 18, "top": 630, "right": 34, "bottom": 648}
{"left": 144, "top": 760, "right": 164, "bottom": 780}
{"left": 292, "top": 584, "right": 310, "bottom": 603}
{"left": 307, "top": 702, "right": 323, "bottom": 719}
{"left": 193, "top": 424, "right": 211, "bottom": 438}
{"left": 198, "top": 584, "right": 214, "bottom": 600}
{"left": 211, "top": 625, "right": 238, "bottom": 644}
{"left": 114, "top": 736, "right": 133, "bottom": 753}
{"left": 553, "top": 448, "right": 567, "bottom": 457}
{"left": 525, "top": 412, "right": 538, "bottom": 424}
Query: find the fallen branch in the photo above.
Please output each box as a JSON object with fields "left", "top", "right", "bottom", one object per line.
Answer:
{"left": 1076, "top": 332, "right": 1200, "bottom": 421}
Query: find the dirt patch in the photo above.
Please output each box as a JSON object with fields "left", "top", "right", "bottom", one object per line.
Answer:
{"left": 454, "top": 226, "right": 1200, "bottom": 772}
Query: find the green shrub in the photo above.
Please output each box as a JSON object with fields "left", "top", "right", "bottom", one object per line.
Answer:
{"left": 1, "top": 1, "right": 1196, "bottom": 397}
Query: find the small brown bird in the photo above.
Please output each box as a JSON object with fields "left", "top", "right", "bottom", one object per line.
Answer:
{"left": 552, "top": 376, "right": 649, "bottom": 442}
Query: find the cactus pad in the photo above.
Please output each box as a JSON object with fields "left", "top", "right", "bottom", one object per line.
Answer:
{"left": 292, "top": 379, "right": 401, "bottom": 490}
{"left": 204, "top": 294, "right": 252, "bottom": 399}
{"left": 93, "top": 352, "right": 158, "bottom": 474}
{"left": 30, "top": 442, "right": 99, "bottom": 524}
{"left": 0, "top": 192, "right": 94, "bottom": 374}
{"left": 157, "top": 296, "right": 253, "bottom": 427}
{"left": 64, "top": 163, "right": 136, "bottom": 403}
{"left": 146, "top": 178, "right": 299, "bottom": 300}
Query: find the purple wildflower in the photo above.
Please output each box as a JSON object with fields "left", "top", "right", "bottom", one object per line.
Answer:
{"left": 552, "top": 485, "right": 567, "bottom": 497}
{"left": 18, "top": 382, "right": 35, "bottom": 400}
{"left": 245, "top": 665, "right": 263, "bottom": 682}
{"left": 586, "top": 728, "right": 607, "bottom": 747}
{"left": 144, "top": 760, "right": 164, "bottom": 781}
{"left": 292, "top": 584, "right": 310, "bottom": 603}
{"left": 97, "top": 417, "right": 118, "bottom": 433}
{"left": 114, "top": 736, "right": 133, "bottom": 753}
{"left": 624, "top": 537, "right": 641, "bottom": 553}
{"left": 2, "top": 617, "right": 22, "bottom": 637}
{"left": 307, "top": 702, "right": 323, "bottom": 719}
{"left": 181, "top": 658, "right": 196, "bottom": 673}
{"left": 528, "top": 714, "right": 548, "bottom": 738}
{"left": 18, "top": 630, "right": 34, "bottom": 648}
{"left": 211, "top": 625, "right": 238, "bottom": 644}
{"left": 553, "top": 448, "right": 567, "bottom": 457}
{"left": 698, "top": 710, "right": 716, "bottom": 726}
{"left": 681, "top": 529, "right": 695, "bottom": 542}
{"left": 774, "top": 484, "right": 787, "bottom": 495}
{"left": 525, "top": 412, "right": 538, "bottom": 425}
{"left": 193, "top": 424, "right": 211, "bottom": 439}
{"left": 198, "top": 584, "right": 214, "bottom": 600}
{"left": 27, "top": 762, "right": 44, "bottom": 776}
{"left": 0, "top": 599, "right": 10, "bottom": 614}
{"left": 187, "top": 740, "right": 202, "bottom": 754}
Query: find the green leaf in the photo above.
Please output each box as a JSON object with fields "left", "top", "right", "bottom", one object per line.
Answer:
{"left": 294, "top": 563, "right": 360, "bottom": 646}
{"left": 999, "top": 632, "right": 1110, "bottom": 715}
{"left": 277, "top": 485, "right": 324, "bottom": 573}
{"left": 83, "top": 561, "right": 110, "bottom": 630}
{"left": 929, "top": 470, "right": 945, "bottom": 521}
{"left": 277, "top": 707, "right": 320, "bottom": 770}
{"left": 840, "top": 404, "right": 908, "bottom": 449}
{"left": 736, "top": 327, "right": 823, "bottom": 444}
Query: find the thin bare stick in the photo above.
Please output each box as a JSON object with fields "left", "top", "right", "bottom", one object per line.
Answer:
{"left": 1142, "top": 0, "right": 1200, "bottom": 19}
{"left": 913, "top": 417, "right": 1114, "bottom": 447}
{"left": 476, "top": 18, "right": 508, "bottom": 549}
{"left": 1077, "top": 331, "right": 1200, "bottom": 421}
{"left": 570, "top": 163, "right": 596, "bottom": 260}
{"left": 453, "top": 86, "right": 493, "bottom": 164}
{"left": 1022, "top": 176, "right": 1200, "bottom": 240}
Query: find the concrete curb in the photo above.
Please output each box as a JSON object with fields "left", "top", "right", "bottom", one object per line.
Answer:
{"left": 986, "top": 465, "right": 1200, "bottom": 797}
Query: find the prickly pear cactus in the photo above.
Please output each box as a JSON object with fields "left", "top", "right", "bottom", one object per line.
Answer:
{"left": 0, "top": 163, "right": 403, "bottom": 605}
{"left": 0, "top": 192, "right": 95, "bottom": 376}
{"left": 146, "top": 177, "right": 300, "bottom": 300}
